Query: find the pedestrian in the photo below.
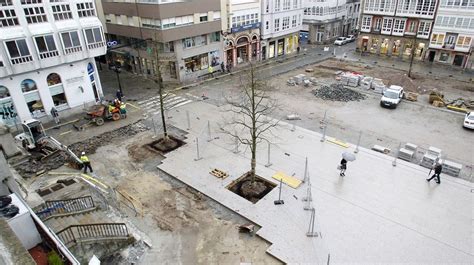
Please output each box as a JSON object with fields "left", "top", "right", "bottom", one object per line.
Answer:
{"left": 116, "top": 89, "right": 123, "bottom": 102}
{"left": 50, "top": 107, "right": 60, "bottom": 124}
{"left": 220, "top": 61, "right": 225, "bottom": 73}
{"left": 226, "top": 63, "right": 232, "bottom": 73}
{"left": 208, "top": 65, "right": 214, "bottom": 77}
{"left": 339, "top": 158, "right": 347, "bottom": 177}
{"left": 297, "top": 46, "right": 301, "bottom": 54}
{"left": 426, "top": 162, "right": 442, "bottom": 184}
{"left": 80, "top": 152, "right": 93, "bottom": 174}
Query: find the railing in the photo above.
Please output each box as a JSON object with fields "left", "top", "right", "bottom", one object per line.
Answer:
{"left": 35, "top": 196, "right": 95, "bottom": 220}
{"left": 87, "top": 42, "right": 105, "bottom": 49}
{"left": 57, "top": 223, "right": 129, "bottom": 246}
{"left": 64, "top": 46, "right": 82, "bottom": 54}
{"left": 39, "top": 50, "right": 59, "bottom": 59}
{"left": 11, "top": 55, "right": 33, "bottom": 64}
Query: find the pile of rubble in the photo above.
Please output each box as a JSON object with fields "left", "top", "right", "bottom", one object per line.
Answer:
{"left": 14, "top": 122, "right": 148, "bottom": 178}
{"left": 312, "top": 83, "right": 367, "bottom": 102}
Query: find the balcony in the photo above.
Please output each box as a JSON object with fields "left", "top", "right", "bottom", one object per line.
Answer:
{"left": 39, "top": 50, "right": 59, "bottom": 59}
{"left": 64, "top": 46, "right": 83, "bottom": 55}
{"left": 11, "top": 55, "right": 33, "bottom": 65}
{"left": 38, "top": 51, "right": 62, "bottom": 69}
{"left": 87, "top": 41, "right": 106, "bottom": 58}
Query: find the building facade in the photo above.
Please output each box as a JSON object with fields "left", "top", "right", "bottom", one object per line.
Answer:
{"left": 260, "top": 0, "right": 304, "bottom": 60}
{"left": 357, "top": 0, "right": 437, "bottom": 61}
{"left": 101, "top": 0, "right": 224, "bottom": 83}
{"left": 302, "top": 0, "right": 349, "bottom": 44}
{"left": 427, "top": 0, "right": 474, "bottom": 68}
{"left": 343, "top": 0, "right": 360, "bottom": 36}
{"left": 222, "top": 0, "right": 262, "bottom": 66}
{"left": 0, "top": 0, "right": 106, "bottom": 127}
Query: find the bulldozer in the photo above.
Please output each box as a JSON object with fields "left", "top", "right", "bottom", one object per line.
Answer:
{"left": 14, "top": 119, "right": 83, "bottom": 169}
{"left": 73, "top": 101, "right": 126, "bottom": 131}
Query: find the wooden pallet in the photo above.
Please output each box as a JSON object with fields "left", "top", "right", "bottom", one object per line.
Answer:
{"left": 210, "top": 168, "right": 228, "bottom": 179}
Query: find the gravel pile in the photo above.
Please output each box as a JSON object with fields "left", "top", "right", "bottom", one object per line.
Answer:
{"left": 312, "top": 83, "right": 367, "bottom": 102}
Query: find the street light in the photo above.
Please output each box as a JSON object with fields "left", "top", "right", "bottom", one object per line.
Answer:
{"left": 111, "top": 62, "right": 123, "bottom": 97}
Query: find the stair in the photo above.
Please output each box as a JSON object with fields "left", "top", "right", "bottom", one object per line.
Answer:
{"left": 45, "top": 209, "right": 103, "bottom": 233}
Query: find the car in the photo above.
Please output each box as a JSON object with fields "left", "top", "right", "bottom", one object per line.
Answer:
{"left": 346, "top": 35, "right": 356, "bottom": 42}
{"left": 334, "top": 37, "right": 347, "bottom": 46}
{"left": 463, "top": 112, "right": 474, "bottom": 129}
{"left": 380, "top": 85, "right": 404, "bottom": 108}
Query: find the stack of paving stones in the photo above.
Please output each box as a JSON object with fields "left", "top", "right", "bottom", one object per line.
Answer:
{"left": 312, "top": 83, "right": 367, "bottom": 102}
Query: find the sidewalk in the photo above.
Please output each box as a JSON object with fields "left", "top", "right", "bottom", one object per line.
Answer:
{"left": 158, "top": 100, "right": 472, "bottom": 264}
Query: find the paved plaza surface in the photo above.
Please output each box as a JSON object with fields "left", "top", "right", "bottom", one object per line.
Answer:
{"left": 158, "top": 100, "right": 473, "bottom": 264}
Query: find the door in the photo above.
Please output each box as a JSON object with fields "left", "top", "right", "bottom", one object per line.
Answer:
{"left": 428, "top": 51, "right": 435, "bottom": 62}
{"left": 316, "top": 32, "right": 323, "bottom": 43}
{"left": 453, "top": 55, "right": 464, "bottom": 66}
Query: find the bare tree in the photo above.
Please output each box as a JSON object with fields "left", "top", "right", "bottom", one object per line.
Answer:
{"left": 222, "top": 63, "right": 279, "bottom": 184}
{"left": 152, "top": 40, "right": 169, "bottom": 141}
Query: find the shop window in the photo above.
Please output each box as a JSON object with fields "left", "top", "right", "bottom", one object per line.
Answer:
{"left": 47, "top": 73, "right": 67, "bottom": 108}
{"left": 370, "top": 38, "right": 379, "bottom": 53}
{"left": 210, "top": 32, "right": 220, "bottom": 42}
{"left": 439, "top": 52, "right": 449, "bottom": 62}
{"left": 21, "top": 79, "right": 44, "bottom": 116}
{"left": 184, "top": 53, "right": 209, "bottom": 73}
{"left": 0, "top": 86, "right": 17, "bottom": 124}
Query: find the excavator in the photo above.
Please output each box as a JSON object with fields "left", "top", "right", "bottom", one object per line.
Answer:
{"left": 14, "top": 119, "right": 83, "bottom": 169}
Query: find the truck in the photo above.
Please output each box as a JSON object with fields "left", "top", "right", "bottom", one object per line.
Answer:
{"left": 380, "top": 85, "right": 404, "bottom": 109}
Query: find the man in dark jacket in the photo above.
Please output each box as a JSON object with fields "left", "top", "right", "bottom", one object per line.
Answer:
{"left": 340, "top": 158, "right": 347, "bottom": 177}
{"left": 426, "top": 163, "right": 442, "bottom": 184}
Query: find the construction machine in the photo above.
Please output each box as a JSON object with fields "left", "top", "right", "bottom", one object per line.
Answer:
{"left": 14, "top": 119, "right": 83, "bottom": 168}
{"left": 73, "top": 101, "right": 126, "bottom": 131}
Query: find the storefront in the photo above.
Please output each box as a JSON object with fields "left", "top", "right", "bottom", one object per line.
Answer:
{"left": 359, "top": 34, "right": 427, "bottom": 60}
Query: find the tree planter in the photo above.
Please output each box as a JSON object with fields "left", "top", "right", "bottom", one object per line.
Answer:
{"left": 227, "top": 172, "right": 276, "bottom": 203}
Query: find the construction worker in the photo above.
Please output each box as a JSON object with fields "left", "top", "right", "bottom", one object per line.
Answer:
{"left": 208, "top": 65, "right": 214, "bottom": 78}
{"left": 80, "top": 152, "right": 93, "bottom": 174}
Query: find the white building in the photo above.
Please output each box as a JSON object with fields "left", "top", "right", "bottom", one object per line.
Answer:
{"left": 427, "top": 0, "right": 474, "bottom": 68}
{"left": 260, "top": 0, "right": 304, "bottom": 60}
{"left": 303, "top": 0, "right": 349, "bottom": 44}
{"left": 0, "top": 0, "right": 106, "bottom": 127}
{"left": 223, "top": 0, "right": 262, "bottom": 66}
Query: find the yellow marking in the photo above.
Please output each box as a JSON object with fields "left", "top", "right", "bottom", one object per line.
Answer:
{"left": 326, "top": 137, "right": 350, "bottom": 148}
{"left": 59, "top": 130, "right": 72, "bottom": 136}
{"left": 126, "top": 103, "right": 140, "bottom": 110}
{"left": 81, "top": 174, "right": 108, "bottom": 189}
{"left": 272, "top": 171, "right": 302, "bottom": 189}
{"left": 116, "top": 188, "right": 144, "bottom": 217}
{"left": 47, "top": 172, "right": 78, "bottom": 175}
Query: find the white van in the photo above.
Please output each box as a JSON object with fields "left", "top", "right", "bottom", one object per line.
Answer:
{"left": 380, "top": 85, "right": 404, "bottom": 108}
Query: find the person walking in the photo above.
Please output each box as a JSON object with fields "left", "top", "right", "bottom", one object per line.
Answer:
{"left": 426, "top": 162, "right": 442, "bottom": 184}
{"left": 339, "top": 158, "right": 347, "bottom": 176}
{"left": 208, "top": 65, "right": 214, "bottom": 78}
{"left": 80, "top": 152, "right": 93, "bottom": 174}
{"left": 50, "top": 107, "right": 60, "bottom": 124}
{"left": 116, "top": 89, "right": 123, "bottom": 102}
{"left": 220, "top": 61, "right": 225, "bottom": 73}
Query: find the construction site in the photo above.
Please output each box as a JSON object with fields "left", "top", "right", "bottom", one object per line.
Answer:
{"left": 0, "top": 48, "right": 473, "bottom": 264}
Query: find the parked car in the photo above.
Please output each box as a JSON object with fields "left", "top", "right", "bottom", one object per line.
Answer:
{"left": 380, "top": 85, "right": 404, "bottom": 108}
{"left": 334, "top": 37, "right": 347, "bottom": 46}
{"left": 346, "top": 35, "right": 356, "bottom": 42}
{"left": 463, "top": 112, "right": 474, "bottom": 129}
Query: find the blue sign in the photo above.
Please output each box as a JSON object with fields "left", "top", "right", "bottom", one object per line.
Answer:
{"left": 231, "top": 22, "right": 261, "bottom": 34}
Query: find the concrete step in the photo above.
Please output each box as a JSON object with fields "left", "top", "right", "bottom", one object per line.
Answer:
{"left": 46, "top": 209, "right": 107, "bottom": 233}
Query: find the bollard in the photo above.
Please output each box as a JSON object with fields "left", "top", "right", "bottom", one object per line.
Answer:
{"left": 186, "top": 110, "right": 190, "bottom": 130}
{"left": 303, "top": 157, "right": 308, "bottom": 183}
{"left": 207, "top": 120, "right": 212, "bottom": 142}
{"left": 274, "top": 179, "right": 284, "bottom": 205}
{"left": 320, "top": 110, "right": 327, "bottom": 129}
{"left": 265, "top": 142, "right": 272, "bottom": 167}
{"left": 354, "top": 131, "right": 362, "bottom": 153}
{"left": 291, "top": 122, "right": 296, "bottom": 132}
{"left": 392, "top": 142, "right": 401, "bottom": 167}
{"left": 194, "top": 137, "right": 202, "bottom": 161}
{"left": 320, "top": 124, "right": 327, "bottom": 142}
{"left": 306, "top": 208, "right": 318, "bottom": 237}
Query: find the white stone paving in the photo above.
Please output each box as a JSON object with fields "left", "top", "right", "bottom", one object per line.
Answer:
{"left": 158, "top": 101, "right": 473, "bottom": 264}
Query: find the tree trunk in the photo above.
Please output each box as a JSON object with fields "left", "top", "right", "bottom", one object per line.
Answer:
{"left": 250, "top": 64, "right": 257, "bottom": 184}
{"left": 155, "top": 40, "right": 168, "bottom": 140}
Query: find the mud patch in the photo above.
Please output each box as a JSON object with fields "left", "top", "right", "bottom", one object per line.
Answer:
{"left": 147, "top": 135, "right": 186, "bottom": 154}
{"left": 227, "top": 172, "right": 276, "bottom": 203}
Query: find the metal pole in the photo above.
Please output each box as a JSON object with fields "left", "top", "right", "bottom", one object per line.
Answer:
{"left": 306, "top": 208, "right": 318, "bottom": 237}
{"left": 278, "top": 179, "right": 283, "bottom": 200}
{"left": 327, "top": 254, "right": 331, "bottom": 265}
{"left": 303, "top": 157, "right": 308, "bottom": 183}
{"left": 265, "top": 141, "right": 272, "bottom": 167}
{"left": 207, "top": 120, "right": 212, "bottom": 142}
{"left": 354, "top": 130, "right": 362, "bottom": 153}
{"left": 116, "top": 69, "right": 123, "bottom": 96}
{"left": 186, "top": 110, "right": 190, "bottom": 130}
{"left": 320, "top": 124, "right": 327, "bottom": 142}
{"left": 392, "top": 142, "right": 401, "bottom": 167}
{"left": 194, "top": 137, "right": 202, "bottom": 161}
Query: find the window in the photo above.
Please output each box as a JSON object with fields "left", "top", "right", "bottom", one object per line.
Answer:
{"left": 61, "top": 31, "right": 82, "bottom": 54}
{"left": 266, "top": 21, "right": 269, "bottom": 29}
{"left": 457, "top": 36, "right": 472, "bottom": 47}
{"left": 381, "top": 18, "right": 393, "bottom": 34}
{"left": 417, "top": 21, "right": 431, "bottom": 37}
{"left": 393, "top": 19, "right": 406, "bottom": 34}
{"left": 407, "top": 21, "right": 417, "bottom": 32}
{"left": 430, "top": 34, "right": 444, "bottom": 45}
{"left": 183, "top": 38, "right": 194, "bottom": 49}
{"left": 84, "top": 27, "right": 104, "bottom": 49}
{"left": 47, "top": 73, "right": 67, "bottom": 107}
{"left": 51, "top": 4, "right": 72, "bottom": 21}
{"left": 184, "top": 52, "right": 209, "bottom": 72}
{"left": 439, "top": 52, "right": 449, "bottom": 62}
{"left": 275, "top": 0, "right": 281, "bottom": 11}
{"left": 0, "top": 8, "right": 18, "bottom": 27}
{"left": 200, "top": 13, "right": 208, "bottom": 22}
{"left": 275, "top": 18, "right": 280, "bottom": 31}
{"left": 210, "top": 32, "right": 220, "bottom": 42}
{"left": 283, "top": 0, "right": 290, "bottom": 10}
{"left": 162, "top": 17, "right": 176, "bottom": 28}
{"left": 182, "top": 35, "right": 207, "bottom": 49}
{"left": 6, "top": 39, "right": 32, "bottom": 64}
{"left": 35, "top": 35, "right": 58, "bottom": 59}
{"left": 282, "top": 17, "right": 289, "bottom": 30}
{"left": 1, "top": 0, "right": 13, "bottom": 6}
{"left": 374, "top": 18, "right": 382, "bottom": 30}
{"left": 24, "top": 6, "right": 47, "bottom": 24}
{"left": 175, "top": 15, "right": 193, "bottom": 26}
{"left": 213, "top": 11, "right": 220, "bottom": 20}
{"left": 77, "top": 2, "right": 95, "bottom": 17}
{"left": 21, "top": 0, "right": 42, "bottom": 4}
{"left": 361, "top": 16, "right": 372, "bottom": 31}
{"left": 141, "top": 18, "right": 160, "bottom": 29}
{"left": 292, "top": 15, "right": 297, "bottom": 27}
{"left": 294, "top": 0, "right": 298, "bottom": 8}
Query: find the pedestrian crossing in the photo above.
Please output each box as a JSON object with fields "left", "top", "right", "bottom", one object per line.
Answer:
{"left": 137, "top": 92, "right": 194, "bottom": 116}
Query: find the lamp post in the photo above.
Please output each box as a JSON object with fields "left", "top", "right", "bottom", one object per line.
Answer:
{"left": 112, "top": 63, "right": 123, "bottom": 96}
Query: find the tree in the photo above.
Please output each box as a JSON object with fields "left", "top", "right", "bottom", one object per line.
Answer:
{"left": 222, "top": 63, "right": 279, "bottom": 185}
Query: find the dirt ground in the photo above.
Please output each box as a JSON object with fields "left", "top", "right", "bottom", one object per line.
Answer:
{"left": 89, "top": 130, "right": 282, "bottom": 264}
